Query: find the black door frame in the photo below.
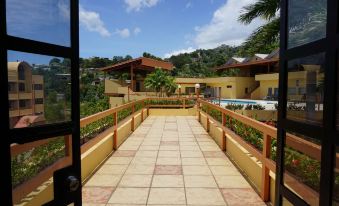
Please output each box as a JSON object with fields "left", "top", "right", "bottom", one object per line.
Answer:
{"left": 0, "top": 0, "right": 81, "bottom": 205}
{"left": 276, "top": 0, "right": 338, "bottom": 205}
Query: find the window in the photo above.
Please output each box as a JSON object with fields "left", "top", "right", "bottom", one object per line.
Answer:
{"left": 19, "top": 83, "right": 25, "bottom": 92}
{"left": 19, "top": 100, "right": 27, "bottom": 108}
{"left": 18, "top": 66, "right": 25, "bottom": 80}
{"left": 35, "top": 98, "right": 43, "bottom": 104}
{"left": 34, "top": 84, "right": 43, "bottom": 90}
{"left": 9, "top": 100, "right": 17, "bottom": 110}
{"left": 245, "top": 88, "right": 248, "bottom": 94}
{"left": 8, "top": 82, "right": 16, "bottom": 92}
{"left": 226, "top": 85, "right": 232, "bottom": 88}
{"left": 185, "top": 87, "right": 195, "bottom": 94}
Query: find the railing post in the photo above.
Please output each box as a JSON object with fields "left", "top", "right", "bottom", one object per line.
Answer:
{"left": 141, "top": 102, "right": 144, "bottom": 122}
{"left": 197, "top": 100, "right": 201, "bottom": 122}
{"left": 261, "top": 133, "right": 271, "bottom": 201}
{"left": 206, "top": 106, "right": 210, "bottom": 132}
{"left": 147, "top": 105, "right": 149, "bottom": 116}
{"left": 221, "top": 112, "right": 226, "bottom": 151}
{"left": 131, "top": 104, "right": 135, "bottom": 131}
{"left": 183, "top": 98, "right": 186, "bottom": 109}
{"left": 113, "top": 112, "right": 118, "bottom": 150}
{"left": 64, "top": 135, "right": 72, "bottom": 158}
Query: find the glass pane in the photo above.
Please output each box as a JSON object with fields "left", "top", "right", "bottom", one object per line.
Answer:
{"left": 333, "top": 147, "right": 339, "bottom": 205}
{"left": 283, "top": 131, "right": 321, "bottom": 205}
{"left": 8, "top": 51, "right": 71, "bottom": 129}
{"left": 286, "top": 53, "right": 325, "bottom": 126}
{"left": 288, "top": 0, "right": 327, "bottom": 48}
{"left": 11, "top": 135, "right": 71, "bottom": 205}
{"left": 6, "top": 0, "right": 70, "bottom": 46}
{"left": 337, "top": 54, "right": 339, "bottom": 130}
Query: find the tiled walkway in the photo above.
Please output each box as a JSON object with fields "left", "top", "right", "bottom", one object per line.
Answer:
{"left": 83, "top": 116, "right": 265, "bottom": 206}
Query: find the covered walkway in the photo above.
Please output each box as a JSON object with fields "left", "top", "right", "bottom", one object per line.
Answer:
{"left": 82, "top": 116, "right": 265, "bottom": 206}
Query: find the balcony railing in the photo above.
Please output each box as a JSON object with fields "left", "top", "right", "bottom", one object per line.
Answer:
{"left": 11, "top": 97, "right": 196, "bottom": 204}
{"left": 197, "top": 98, "right": 323, "bottom": 204}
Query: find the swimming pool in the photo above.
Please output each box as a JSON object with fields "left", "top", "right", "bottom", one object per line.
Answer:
{"left": 213, "top": 99, "right": 277, "bottom": 110}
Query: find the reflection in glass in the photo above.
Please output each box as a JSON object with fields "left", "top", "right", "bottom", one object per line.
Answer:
{"left": 286, "top": 53, "right": 325, "bottom": 125}
{"left": 333, "top": 147, "right": 339, "bottom": 205}
{"left": 6, "top": 0, "right": 70, "bottom": 46}
{"left": 11, "top": 136, "right": 71, "bottom": 205}
{"left": 8, "top": 51, "right": 71, "bottom": 129}
{"left": 288, "top": 0, "right": 327, "bottom": 48}
{"left": 283, "top": 131, "right": 321, "bottom": 205}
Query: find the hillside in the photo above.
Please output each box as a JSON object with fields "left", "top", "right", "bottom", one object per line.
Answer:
{"left": 168, "top": 44, "right": 240, "bottom": 77}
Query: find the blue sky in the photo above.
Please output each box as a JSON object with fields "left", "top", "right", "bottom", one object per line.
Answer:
{"left": 7, "top": 0, "right": 263, "bottom": 63}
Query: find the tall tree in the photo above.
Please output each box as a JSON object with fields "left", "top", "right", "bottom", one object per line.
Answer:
{"left": 238, "top": 0, "right": 280, "bottom": 56}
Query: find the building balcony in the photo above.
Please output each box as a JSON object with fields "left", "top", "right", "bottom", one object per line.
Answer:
{"left": 11, "top": 98, "right": 322, "bottom": 206}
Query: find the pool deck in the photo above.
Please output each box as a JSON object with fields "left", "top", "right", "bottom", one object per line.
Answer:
{"left": 82, "top": 116, "right": 266, "bottom": 206}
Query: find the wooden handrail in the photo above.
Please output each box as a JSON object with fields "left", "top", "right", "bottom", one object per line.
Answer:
{"left": 13, "top": 96, "right": 198, "bottom": 204}
{"left": 197, "top": 98, "right": 322, "bottom": 204}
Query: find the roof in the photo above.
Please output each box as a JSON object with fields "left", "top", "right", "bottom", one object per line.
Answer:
{"left": 14, "top": 115, "right": 45, "bottom": 128}
{"left": 233, "top": 57, "right": 246, "bottom": 63}
{"left": 255, "top": 54, "right": 269, "bottom": 59}
{"left": 8, "top": 61, "right": 31, "bottom": 72}
{"left": 215, "top": 58, "right": 278, "bottom": 71}
{"left": 99, "top": 57, "right": 174, "bottom": 72}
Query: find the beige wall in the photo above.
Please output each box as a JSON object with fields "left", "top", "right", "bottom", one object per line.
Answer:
{"left": 175, "top": 77, "right": 256, "bottom": 99}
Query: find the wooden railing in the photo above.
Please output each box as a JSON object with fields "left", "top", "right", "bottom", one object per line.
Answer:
{"left": 197, "top": 98, "right": 322, "bottom": 204}
{"left": 11, "top": 97, "right": 195, "bottom": 204}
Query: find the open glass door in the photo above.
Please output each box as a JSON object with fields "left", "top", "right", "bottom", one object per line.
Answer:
{"left": 0, "top": 0, "right": 81, "bottom": 205}
{"left": 276, "top": 0, "right": 339, "bottom": 205}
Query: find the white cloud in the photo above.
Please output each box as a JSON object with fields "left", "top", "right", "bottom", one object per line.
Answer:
{"left": 134, "top": 27, "right": 141, "bottom": 35}
{"left": 124, "top": 0, "right": 160, "bottom": 12}
{"left": 58, "top": 0, "right": 70, "bottom": 20}
{"left": 164, "top": 47, "right": 196, "bottom": 58}
{"left": 115, "top": 28, "right": 131, "bottom": 38}
{"left": 193, "top": 0, "right": 265, "bottom": 49}
{"left": 79, "top": 6, "right": 111, "bottom": 37}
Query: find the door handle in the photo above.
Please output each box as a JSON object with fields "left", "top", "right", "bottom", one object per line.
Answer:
{"left": 66, "top": 175, "right": 80, "bottom": 192}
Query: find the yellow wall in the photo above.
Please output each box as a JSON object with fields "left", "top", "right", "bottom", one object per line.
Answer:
{"left": 175, "top": 77, "right": 256, "bottom": 99}
{"left": 149, "top": 108, "right": 196, "bottom": 116}
{"left": 19, "top": 109, "right": 148, "bottom": 206}
{"left": 258, "top": 79, "right": 279, "bottom": 99}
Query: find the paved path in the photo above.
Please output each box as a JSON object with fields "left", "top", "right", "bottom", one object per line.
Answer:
{"left": 83, "top": 116, "right": 265, "bottom": 206}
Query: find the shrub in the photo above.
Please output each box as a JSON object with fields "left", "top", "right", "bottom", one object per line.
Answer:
{"left": 245, "top": 104, "right": 253, "bottom": 110}
{"left": 252, "top": 104, "right": 265, "bottom": 110}
{"left": 225, "top": 103, "right": 244, "bottom": 110}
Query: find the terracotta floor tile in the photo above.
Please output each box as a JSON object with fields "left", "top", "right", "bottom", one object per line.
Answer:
{"left": 181, "top": 157, "right": 207, "bottom": 165}
{"left": 148, "top": 188, "right": 186, "bottom": 205}
{"left": 106, "top": 157, "right": 133, "bottom": 165}
{"left": 221, "top": 188, "right": 264, "bottom": 206}
{"left": 85, "top": 174, "right": 121, "bottom": 187}
{"left": 160, "top": 141, "right": 179, "bottom": 146}
{"left": 182, "top": 165, "right": 212, "bottom": 175}
{"left": 125, "top": 164, "right": 155, "bottom": 175}
{"left": 184, "top": 175, "right": 218, "bottom": 188}
{"left": 186, "top": 188, "right": 226, "bottom": 205}
{"left": 96, "top": 164, "right": 128, "bottom": 175}
{"left": 209, "top": 166, "right": 241, "bottom": 176}
{"left": 108, "top": 187, "right": 149, "bottom": 204}
{"left": 154, "top": 165, "right": 183, "bottom": 175}
{"left": 180, "top": 150, "right": 203, "bottom": 158}
{"left": 135, "top": 150, "right": 158, "bottom": 157}
{"left": 203, "top": 151, "right": 227, "bottom": 158}
{"left": 152, "top": 175, "right": 184, "bottom": 187}
{"left": 158, "top": 150, "right": 180, "bottom": 157}
{"left": 119, "top": 175, "right": 152, "bottom": 187}
{"left": 82, "top": 186, "right": 114, "bottom": 204}
{"left": 215, "top": 176, "right": 252, "bottom": 188}
{"left": 206, "top": 158, "right": 232, "bottom": 166}
{"left": 112, "top": 150, "right": 137, "bottom": 157}
{"left": 131, "top": 156, "right": 156, "bottom": 165}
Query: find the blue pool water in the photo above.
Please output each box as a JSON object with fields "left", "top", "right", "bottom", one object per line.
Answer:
{"left": 216, "top": 99, "right": 257, "bottom": 105}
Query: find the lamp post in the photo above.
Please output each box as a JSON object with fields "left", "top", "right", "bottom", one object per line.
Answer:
{"left": 195, "top": 83, "right": 200, "bottom": 99}
{"left": 178, "top": 84, "right": 182, "bottom": 97}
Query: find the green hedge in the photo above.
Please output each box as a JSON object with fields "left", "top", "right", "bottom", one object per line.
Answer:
{"left": 11, "top": 138, "right": 65, "bottom": 188}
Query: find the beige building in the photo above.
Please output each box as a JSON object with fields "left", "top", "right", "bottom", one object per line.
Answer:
{"left": 8, "top": 62, "right": 45, "bottom": 128}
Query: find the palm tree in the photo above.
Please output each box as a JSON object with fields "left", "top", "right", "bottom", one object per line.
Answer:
{"left": 144, "top": 68, "right": 167, "bottom": 97}
{"left": 238, "top": 0, "right": 280, "bottom": 56}
{"left": 238, "top": 0, "right": 327, "bottom": 55}
{"left": 164, "top": 76, "right": 178, "bottom": 97}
